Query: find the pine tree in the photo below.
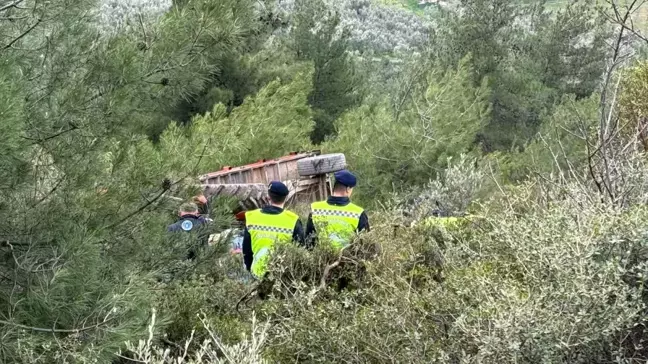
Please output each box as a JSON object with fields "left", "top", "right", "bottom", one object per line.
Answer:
{"left": 153, "top": 66, "right": 315, "bottom": 176}
{"left": 433, "top": 0, "right": 609, "bottom": 150}
{"left": 292, "top": 0, "right": 363, "bottom": 143}
{"left": 326, "top": 57, "right": 490, "bottom": 202}
{"left": 0, "top": 0, "right": 261, "bottom": 361}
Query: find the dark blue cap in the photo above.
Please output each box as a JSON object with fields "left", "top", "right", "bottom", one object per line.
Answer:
{"left": 334, "top": 170, "right": 357, "bottom": 188}
{"left": 268, "top": 181, "right": 289, "bottom": 196}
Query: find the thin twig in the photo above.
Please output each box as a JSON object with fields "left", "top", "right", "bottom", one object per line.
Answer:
{"left": 102, "top": 188, "right": 169, "bottom": 230}
{"left": 114, "top": 353, "right": 147, "bottom": 363}
{"left": 162, "top": 338, "right": 184, "bottom": 351}
{"left": 2, "top": 18, "right": 41, "bottom": 50}
{"left": 138, "top": 13, "right": 149, "bottom": 48}
{"left": 488, "top": 162, "right": 513, "bottom": 211}
{"left": 0, "top": 316, "right": 115, "bottom": 334}
{"left": 0, "top": 0, "right": 24, "bottom": 12}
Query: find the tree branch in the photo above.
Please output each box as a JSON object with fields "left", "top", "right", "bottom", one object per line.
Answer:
{"left": 21, "top": 124, "right": 78, "bottom": 144}
{"left": 102, "top": 187, "right": 170, "bottom": 230}
{"left": 588, "top": 0, "right": 640, "bottom": 203}
{"left": 0, "top": 0, "right": 24, "bottom": 12}
{"left": 318, "top": 246, "right": 349, "bottom": 291}
{"left": 2, "top": 17, "right": 41, "bottom": 50}
{"left": 30, "top": 176, "right": 66, "bottom": 208}
{"left": 0, "top": 316, "right": 115, "bottom": 334}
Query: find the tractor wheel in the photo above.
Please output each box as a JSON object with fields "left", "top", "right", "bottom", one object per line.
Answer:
{"left": 297, "top": 153, "right": 346, "bottom": 176}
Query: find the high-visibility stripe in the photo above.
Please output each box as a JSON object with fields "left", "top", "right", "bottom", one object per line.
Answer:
{"left": 247, "top": 224, "right": 294, "bottom": 234}
{"left": 312, "top": 209, "right": 362, "bottom": 218}
{"left": 310, "top": 201, "right": 364, "bottom": 250}
{"left": 245, "top": 209, "right": 299, "bottom": 278}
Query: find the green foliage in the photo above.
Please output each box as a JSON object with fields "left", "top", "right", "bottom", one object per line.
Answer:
{"left": 0, "top": 61, "right": 28, "bottom": 191}
{"left": 327, "top": 57, "right": 490, "bottom": 203}
{"left": 155, "top": 259, "right": 251, "bottom": 348}
{"left": 292, "top": 0, "right": 363, "bottom": 143}
{"left": 170, "top": 0, "right": 294, "bottom": 124}
{"left": 123, "top": 311, "right": 268, "bottom": 363}
{"left": 433, "top": 0, "right": 518, "bottom": 82}
{"left": 495, "top": 93, "right": 599, "bottom": 183}
{"left": 238, "top": 179, "right": 647, "bottom": 363}
{"left": 154, "top": 68, "right": 315, "bottom": 175}
{"left": 2, "top": 0, "right": 647, "bottom": 362}
{"left": 433, "top": 0, "right": 608, "bottom": 150}
{"left": 395, "top": 154, "right": 489, "bottom": 217}
{"left": 620, "top": 60, "right": 648, "bottom": 145}
{"left": 528, "top": 2, "right": 608, "bottom": 98}
{"left": 0, "top": 0, "right": 267, "bottom": 361}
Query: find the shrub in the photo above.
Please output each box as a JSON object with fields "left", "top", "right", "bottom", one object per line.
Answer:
{"left": 254, "top": 179, "right": 648, "bottom": 363}
{"left": 393, "top": 154, "right": 487, "bottom": 220}
{"left": 122, "top": 310, "right": 269, "bottom": 363}
{"left": 326, "top": 57, "right": 490, "bottom": 204}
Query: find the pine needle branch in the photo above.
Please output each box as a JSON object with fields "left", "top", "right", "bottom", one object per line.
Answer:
{"left": 0, "top": 316, "right": 116, "bottom": 334}
{"left": 0, "top": 0, "right": 24, "bottom": 12}
{"left": 2, "top": 18, "right": 41, "bottom": 50}
{"left": 102, "top": 187, "right": 170, "bottom": 230}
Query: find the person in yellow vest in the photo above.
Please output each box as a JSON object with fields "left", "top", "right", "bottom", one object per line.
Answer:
{"left": 305, "top": 170, "right": 369, "bottom": 249}
{"left": 242, "top": 181, "right": 304, "bottom": 278}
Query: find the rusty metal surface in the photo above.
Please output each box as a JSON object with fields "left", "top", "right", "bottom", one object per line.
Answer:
{"left": 198, "top": 151, "right": 319, "bottom": 184}
{"left": 199, "top": 151, "right": 331, "bottom": 206}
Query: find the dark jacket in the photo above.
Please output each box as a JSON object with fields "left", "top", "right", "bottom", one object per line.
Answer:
{"left": 305, "top": 196, "right": 369, "bottom": 248}
{"left": 167, "top": 214, "right": 208, "bottom": 232}
{"left": 167, "top": 214, "right": 210, "bottom": 260}
{"left": 242, "top": 206, "right": 305, "bottom": 271}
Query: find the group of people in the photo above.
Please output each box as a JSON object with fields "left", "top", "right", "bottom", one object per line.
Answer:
{"left": 243, "top": 170, "right": 369, "bottom": 278}
{"left": 166, "top": 169, "right": 369, "bottom": 279}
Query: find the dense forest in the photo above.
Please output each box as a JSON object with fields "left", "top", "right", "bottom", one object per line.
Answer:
{"left": 2, "top": 0, "right": 648, "bottom": 362}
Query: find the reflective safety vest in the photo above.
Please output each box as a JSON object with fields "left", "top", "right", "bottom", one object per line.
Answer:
{"left": 245, "top": 209, "right": 299, "bottom": 278}
{"left": 310, "top": 201, "right": 364, "bottom": 249}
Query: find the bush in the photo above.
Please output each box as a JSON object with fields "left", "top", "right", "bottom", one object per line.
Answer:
{"left": 254, "top": 179, "right": 647, "bottom": 363}
{"left": 326, "top": 57, "right": 490, "bottom": 204}
{"left": 393, "top": 154, "right": 487, "bottom": 220}
{"left": 122, "top": 311, "right": 269, "bottom": 363}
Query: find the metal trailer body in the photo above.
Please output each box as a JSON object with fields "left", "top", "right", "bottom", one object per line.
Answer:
{"left": 199, "top": 151, "right": 332, "bottom": 209}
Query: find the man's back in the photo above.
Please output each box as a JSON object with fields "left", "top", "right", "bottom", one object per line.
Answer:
{"left": 242, "top": 205, "right": 304, "bottom": 277}
{"left": 306, "top": 196, "right": 369, "bottom": 248}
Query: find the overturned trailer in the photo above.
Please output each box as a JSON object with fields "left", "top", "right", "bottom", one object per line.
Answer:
{"left": 200, "top": 151, "right": 346, "bottom": 211}
{"left": 200, "top": 151, "right": 347, "bottom": 248}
